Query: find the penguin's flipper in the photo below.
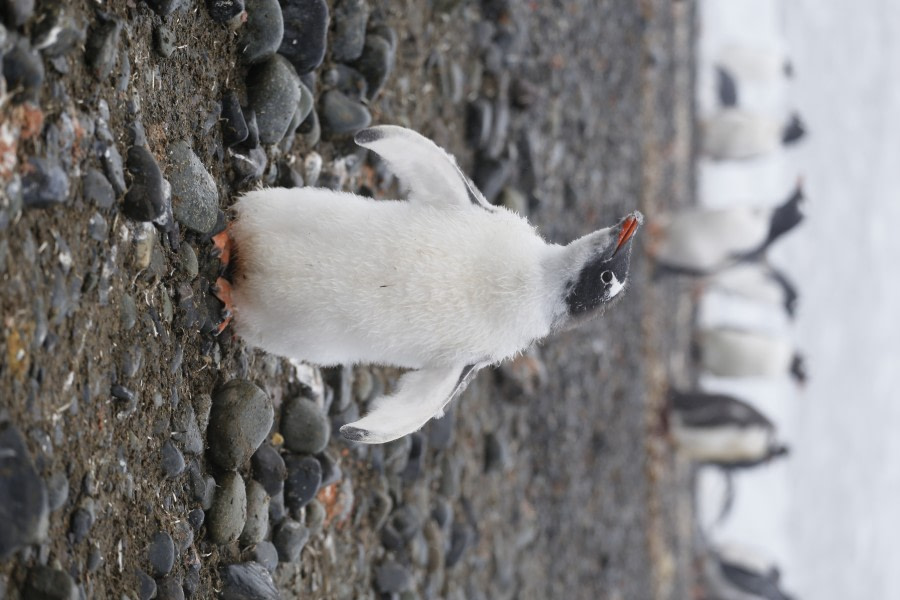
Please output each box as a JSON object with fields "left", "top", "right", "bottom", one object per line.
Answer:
{"left": 354, "top": 125, "right": 495, "bottom": 211}
{"left": 340, "top": 363, "right": 481, "bottom": 444}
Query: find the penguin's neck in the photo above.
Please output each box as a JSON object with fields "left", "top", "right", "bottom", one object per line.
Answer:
{"left": 540, "top": 230, "right": 611, "bottom": 331}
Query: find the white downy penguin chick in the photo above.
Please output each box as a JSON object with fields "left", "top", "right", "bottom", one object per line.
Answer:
{"left": 226, "top": 126, "right": 643, "bottom": 443}
{"left": 650, "top": 179, "right": 804, "bottom": 275}
{"left": 696, "top": 327, "right": 806, "bottom": 384}
{"left": 702, "top": 109, "right": 805, "bottom": 160}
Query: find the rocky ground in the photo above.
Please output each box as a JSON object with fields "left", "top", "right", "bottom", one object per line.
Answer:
{"left": 0, "top": 0, "right": 697, "bottom": 598}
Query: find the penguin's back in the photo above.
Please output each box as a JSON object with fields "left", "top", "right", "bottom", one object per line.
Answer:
{"left": 230, "top": 188, "right": 556, "bottom": 367}
{"left": 656, "top": 207, "right": 769, "bottom": 271}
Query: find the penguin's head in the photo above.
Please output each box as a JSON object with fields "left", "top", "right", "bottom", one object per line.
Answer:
{"left": 559, "top": 211, "right": 643, "bottom": 326}
{"left": 781, "top": 113, "right": 806, "bottom": 145}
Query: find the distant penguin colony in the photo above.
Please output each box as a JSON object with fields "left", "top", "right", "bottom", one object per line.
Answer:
{"left": 702, "top": 109, "right": 806, "bottom": 161}
{"left": 213, "top": 126, "right": 642, "bottom": 444}
{"left": 696, "top": 327, "right": 806, "bottom": 384}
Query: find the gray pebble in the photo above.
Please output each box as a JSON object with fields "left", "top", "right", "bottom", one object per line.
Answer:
{"left": 161, "top": 440, "right": 185, "bottom": 479}
{"left": 208, "top": 380, "right": 273, "bottom": 471}
{"left": 155, "top": 574, "right": 185, "bottom": 600}
{"left": 82, "top": 168, "right": 115, "bottom": 208}
{"left": 207, "top": 471, "right": 247, "bottom": 545}
{"left": 32, "top": 5, "right": 84, "bottom": 57}
{"left": 2, "top": 0, "right": 34, "bottom": 27}
{"left": 280, "top": 395, "right": 329, "bottom": 455}
{"left": 46, "top": 471, "right": 69, "bottom": 512}
{"left": 88, "top": 212, "right": 108, "bottom": 242}
{"left": 240, "top": 0, "right": 283, "bottom": 65}
{"left": 84, "top": 11, "right": 121, "bottom": 79}
{"left": 240, "top": 480, "right": 270, "bottom": 547}
{"left": 167, "top": 141, "right": 219, "bottom": 234}
{"left": 87, "top": 544, "right": 104, "bottom": 572}
{"left": 206, "top": 0, "right": 244, "bottom": 22}
{"left": 247, "top": 55, "right": 302, "bottom": 144}
{"left": 298, "top": 107, "right": 320, "bottom": 147}
{"left": 122, "top": 344, "right": 143, "bottom": 379}
{"left": 172, "top": 400, "right": 203, "bottom": 455}
{"left": 273, "top": 519, "right": 309, "bottom": 563}
{"left": 22, "top": 157, "right": 69, "bottom": 208}
{"left": 178, "top": 243, "right": 199, "bottom": 279}
{"left": 320, "top": 89, "right": 371, "bottom": 136}
{"left": 351, "top": 33, "right": 395, "bottom": 101}
{"left": 99, "top": 142, "right": 126, "bottom": 197}
{"left": 246, "top": 541, "right": 279, "bottom": 574}
{"left": 3, "top": 37, "right": 44, "bottom": 103}
{"left": 220, "top": 562, "right": 279, "bottom": 600}
{"left": 23, "top": 566, "right": 75, "bottom": 600}
{"left": 230, "top": 147, "right": 267, "bottom": 186}
{"left": 278, "top": 0, "right": 329, "bottom": 75}
{"left": 304, "top": 498, "right": 325, "bottom": 534}
{"left": 154, "top": 25, "right": 176, "bottom": 58}
{"left": 70, "top": 498, "right": 95, "bottom": 544}
{"left": 120, "top": 295, "right": 137, "bottom": 331}
{"left": 148, "top": 531, "right": 175, "bottom": 576}
{"left": 0, "top": 424, "right": 49, "bottom": 558}
{"left": 187, "top": 508, "right": 205, "bottom": 531}
{"left": 283, "top": 455, "right": 321, "bottom": 514}
{"left": 172, "top": 519, "right": 194, "bottom": 554}
{"left": 375, "top": 561, "right": 413, "bottom": 594}
{"left": 268, "top": 489, "right": 286, "bottom": 526}
{"left": 250, "top": 443, "right": 286, "bottom": 496}
{"left": 331, "top": 0, "right": 369, "bottom": 63}
{"left": 221, "top": 91, "right": 248, "bottom": 148}
{"left": 137, "top": 569, "right": 156, "bottom": 600}
{"left": 192, "top": 393, "right": 212, "bottom": 432}
{"left": 144, "top": 0, "right": 183, "bottom": 17}
{"left": 123, "top": 145, "right": 166, "bottom": 222}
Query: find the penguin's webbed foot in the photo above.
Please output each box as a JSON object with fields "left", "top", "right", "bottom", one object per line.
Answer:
{"left": 211, "top": 226, "right": 233, "bottom": 270}
{"left": 211, "top": 277, "right": 234, "bottom": 335}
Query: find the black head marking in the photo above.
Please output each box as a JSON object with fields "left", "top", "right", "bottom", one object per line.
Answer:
{"left": 565, "top": 242, "right": 633, "bottom": 316}
{"left": 767, "top": 266, "right": 799, "bottom": 317}
{"left": 767, "top": 182, "right": 805, "bottom": 245}
{"left": 716, "top": 66, "right": 739, "bottom": 107}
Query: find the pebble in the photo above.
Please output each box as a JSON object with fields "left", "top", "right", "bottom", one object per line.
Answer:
{"left": 99, "top": 142, "right": 126, "bottom": 197}
{"left": 207, "top": 471, "right": 248, "bottom": 544}
{"left": 193, "top": 393, "right": 212, "bottom": 432}
{"left": 268, "top": 489, "right": 286, "bottom": 526}
{"left": 22, "top": 157, "right": 69, "bottom": 208}
{"left": 167, "top": 141, "right": 219, "bottom": 234}
{"left": 70, "top": 497, "right": 95, "bottom": 544}
{"left": 276, "top": 160, "right": 303, "bottom": 188}
{"left": 221, "top": 91, "right": 249, "bottom": 148}
{"left": 172, "top": 519, "right": 194, "bottom": 554}
{"left": 283, "top": 455, "right": 321, "bottom": 514}
{"left": 206, "top": 0, "right": 244, "bottom": 22}
{"left": 3, "top": 37, "right": 44, "bottom": 103}
{"left": 298, "top": 106, "right": 321, "bottom": 147}
{"left": 278, "top": 0, "right": 328, "bottom": 75}
{"left": 0, "top": 424, "right": 49, "bottom": 558}
{"left": 445, "top": 521, "right": 471, "bottom": 567}
{"left": 375, "top": 561, "right": 413, "bottom": 594}
{"left": 331, "top": 0, "right": 369, "bottom": 63}
{"left": 144, "top": 0, "right": 182, "bottom": 18}
{"left": 137, "top": 569, "right": 157, "bottom": 600}
{"left": 178, "top": 243, "right": 199, "bottom": 279}
{"left": 2, "top": 0, "right": 34, "bottom": 27}
{"left": 273, "top": 519, "right": 309, "bottom": 563}
{"left": 156, "top": 574, "right": 185, "bottom": 600}
{"left": 184, "top": 564, "right": 200, "bottom": 597}
{"left": 401, "top": 432, "right": 426, "bottom": 481}
{"left": 473, "top": 154, "right": 513, "bottom": 203}
{"left": 84, "top": 11, "right": 121, "bottom": 79}
{"left": 303, "top": 152, "right": 322, "bottom": 186}
{"left": 23, "top": 566, "right": 75, "bottom": 600}
{"left": 251, "top": 443, "right": 286, "bottom": 496}
{"left": 246, "top": 540, "right": 279, "bottom": 574}
{"left": 208, "top": 380, "right": 274, "bottom": 470}
{"left": 320, "top": 89, "right": 371, "bottom": 136}
{"left": 247, "top": 55, "right": 302, "bottom": 144}
{"left": 148, "top": 531, "right": 175, "bottom": 576}
{"left": 317, "top": 451, "right": 341, "bottom": 487}
{"left": 161, "top": 440, "right": 186, "bottom": 478}
{"left": 122, "top": 344, "right": 143, "bottom": 378}
{"left": 240, "top": 480, "right": 270, "bottom": 546}
{"left": 88, "top": 212, "right": 108, "bottom": 241}
{"left": 328, "top": 64, "right": 368, "bottom": 103}
{"left": 351, "top": 33, "right": 395, "bottom": 101}
{"left": 483, "top": 431, "right": 509, "bottom": 473}
{"left": 123, "top": 145, "right": 166, "bottom": 222}
{"left": 188, "top": 508, "right": 205, "bottom": 531}
{"left": 220, "top": 562, "right": 279, "bottom": 599}
{"left": 304, "top": 498, "right": 325, "bottom": 533}
{"left": 241, "top": 0, "right": 283, "bottom": 65}
{"left": 46, "top": 471, "right": 69, "bottom": 512}
{"left": 280, "top": 395, "right": 329, "bottom": 455}
{"left": 120, "top": 295, "right": 137, "bottom": 330}
{"left": 155, "top": 25, "right": 176, "bottom": 58}
{"left": 383, "top": 435, "right": 411, "bottom": 475}
{"left": 426, "top": 406, "right": 454, "bottom": 450}
{"left": 242, "top": 107, "right": 260, "bottom": 149}
{"left": 172, "top": 399, "right": 203, "bottom": 455}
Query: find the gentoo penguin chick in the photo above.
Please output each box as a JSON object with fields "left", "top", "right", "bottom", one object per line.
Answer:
{"left": 650, "top": 179, "right": 804, "bottom": 274}
{"left": 707, "top": 263, "right": 799, "bottom": 318}
{"left": 703, "top": 543, "right": 796, "bottom": 600}
{"left": 669, "top": 390, "right": 787, "bottom": 466}
{"left": 702, "top": 109, "right": 806, "bottom": 160}
{"left": 222, "top": 125, "right": 643, "bottom": 443}
{"left": 695, "top": 327, "right": 806, "bottom": 384}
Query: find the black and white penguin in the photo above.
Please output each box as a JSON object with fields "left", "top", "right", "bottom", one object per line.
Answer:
{"left": 702, "top": 543, "right": 796, "bottom": 600}
{"left": 649, "top": 179, "right": 804, "bottom": 275}
{"left": 669, "top": 389, "right": 787, "bottom": 466}
{"left": 706, "top": 263, "right": 799, "bottom": 318}
{"left": 695, "top": 327, "right": 806, "bottom": 384}
{"left": 702, "top": 109, "right": 806, "bottom": 160}
{"left": 215, "top": 125, "right": 643, "bottom": 443}
{"left": 717, "top": 44, "right": 794, "bottom": 84}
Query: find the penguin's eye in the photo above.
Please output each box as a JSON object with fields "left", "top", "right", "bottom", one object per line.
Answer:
{"left": 601, "top": 270, "right": 613, "bottom": 284}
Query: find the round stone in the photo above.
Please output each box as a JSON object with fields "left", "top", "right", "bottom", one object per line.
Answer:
{"left": 148, "top": 531, "right": 175, "bottom": 576}
{"left": 240, "top": 0, "right": 284, "bottom": 65}
{"left": 246, "top": 55, "right": 302, "bottom": 145}
{"left": 278, "top": 0, "right": 328, "bottom": 75}
{"left": 207, "top": 380, "right": 274, "bottom": 471}
{"left": 167, "top": 141, "right": 219, "bottom": 234}
{"left": 239, "top": 480, "right": 270, "bottom": 546}
{"left": 280, "top": 395, "right": 329, "bottom": 455}
{"left": 283, "top": 455, "right": 321, "bottom": 514}
{"left": 207, "top": 472, "right": 247, "bottom": 545}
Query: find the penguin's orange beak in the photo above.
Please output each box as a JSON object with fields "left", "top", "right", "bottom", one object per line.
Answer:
{"left": 614, "top": 214, "right": 641, "bottom": 254}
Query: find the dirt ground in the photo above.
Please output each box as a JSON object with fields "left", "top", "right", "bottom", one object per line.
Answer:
{"left": 0, "top": 0, "right": 698, "bottom": 598}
